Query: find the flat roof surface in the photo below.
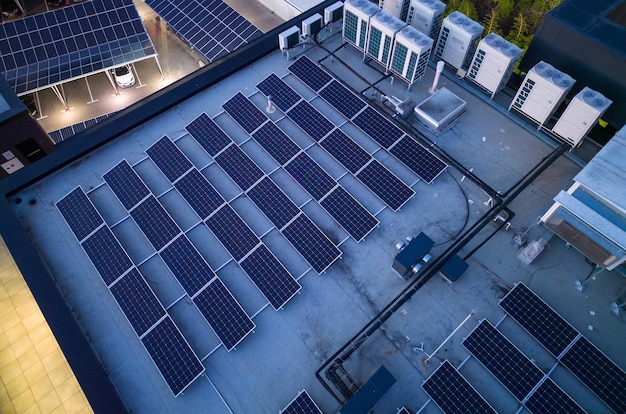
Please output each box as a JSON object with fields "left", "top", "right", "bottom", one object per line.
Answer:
{"left": 4, "top": 23, "right": 626, "bottom": 414}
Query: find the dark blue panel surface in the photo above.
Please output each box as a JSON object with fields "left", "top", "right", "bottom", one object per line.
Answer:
{"left": 340, "top": 366, "right": 396, "bottom": 414}
{"left": 252, "top": 122, "right": 300, "bottom": 165}
{"left": 81, "top": 226, "right": 133, "bottom": 286}
{"left": 215, "top": 144, "right": 264, "bottom": 191}
{"left": 205, "top": 205, "right": 259, "bottom": 261}
{"left": 288, "top": 56, "right": 332, "bottom": 92}
{"left": 280, "top": 390, "right": 323, "bottom": 414}
{"left": 256, "top": 74, "right": 301, "bottom": 112}
{"left": 160, "top": 235, "right": 214, "bottom": 296}
{"left": 130, "top": 195, "right": 181, "bottom": 250}
{"left": 525, "top": 378, "right": 586, "bottom": 414}
{"left": 141, "top": 317, "right": 204, "bottom": 396}
{"left": 422, "top": 360, "right": 496, "bottom": 414}
{"left": 285, "top": 153, "right": 336, "bottom": 201}
{"left": 110, "top": 268, "right": 165, "bottom": 337}
{"left": 356, "top": 161, "right": 414, "bottom": 211}
{"left": 240, "top": 245, "right": 301, "bottom": 310}
{"left": 185, "top": 113, "right": 231, "bottom": 157}
{"left": 390, "top": 136, "right": 447, "bottom": 183}
{"left": 320, "top": 187, "right": 378, "bottom": 241}
{"left": 353, "top": 107, "right": 405, "bottom": 149}
{"left": 320, "top": 129, "right": 371, "bottom": 174}
{"left": 319, "top": 80, "right": 366, "bottom": 119}
{"left": 56, "top": 187, "right": 104, "bottom": 241}
{"left": 146, "top": 136, "right": 193, "bottom": 182}
{"left": 287, "top": 101, "right": 334, "bottom": 142}
{"left": 175, "top": 169, "right": 225, "bottom": 220}
{"left": 222, "top": 92, "right": 267, "bottom": 134}
{"left": 247, "top": 177, "right": 299, "bottom": 230}
{"left": 103, "top": 160, "right": 150, "bottom": 210}
{"left": 193, "top": 278, "right": 255, "bottom": 351}
{"left": 282, "top": 214, "right": 341, "bottom": 274}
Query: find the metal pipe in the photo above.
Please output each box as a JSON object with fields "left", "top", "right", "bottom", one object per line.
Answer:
{"left": 424, "top": 308, "right": 476, "bottom": 364}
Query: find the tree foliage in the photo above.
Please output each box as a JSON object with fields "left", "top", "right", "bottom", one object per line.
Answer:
{"left": 458, "top": 0, "right": 479, "bottom": 20}
{"left": 482, "top": 8, "right": 500, "bottom": 35}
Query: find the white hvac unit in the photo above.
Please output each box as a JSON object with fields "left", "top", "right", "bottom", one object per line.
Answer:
{"left": 552, "top": 87, "right": 612, "bottom": 147}
{"left": 279, "top": 26, "right": 300, "bottom": 51}
{"left": 302, "top": 13, "right": 323, "bottom": 37}
{"left": 378, "top": 0, "right": 410, "bottom": 20}
{"left": 510, "top": 61, "right": 575, "bottom": 128}
{"left": 467, "top": 33, "right": 522, "bottom": 98}
{"left": 434, "top": 11, "right": 483, "bottom": 70}
{"left": 366, "top": 11, "right": 407, "bottom": 67}
{"left": 324, "top": 1, "right": 344, "bottom": 25}
{"left": 389, "top": 25, "right": 433, "bottom": 86}
{"left": 343, "top": 0, "right": 381, "bottom": 51}
{"left": 406, "top": 0, "right": 445, "bottom": 40}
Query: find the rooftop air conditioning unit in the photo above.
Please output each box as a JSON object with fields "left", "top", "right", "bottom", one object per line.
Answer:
{"left": 324, "top": 1, "right": 344, "bottom": 24}
{"left": 343, "top": 0, "right": 381, "bottom": 51}
{"left": 366, "top": 10, "right": 407, "bottom": 67}
{"left": 467, "top": 33, "right": 522, "bottom": 98}
{"left": 434, "top": 11, "right": 483, "bottom": 70}
{"left": 378, "top": 0, "right": 410, "bottom": 20}
{"left": 551, "top": 87, "right": 612, "bottom": 147}
{"left": 302, "top": 13, "right": 323, "bottom": 37}
{"left": 389, "top": 25, "right": 433, "bottom": 87}
{"left": 279, "top": 26, "right": 300, "bottom": 51}
{"left": 406, "top": 0, "right": 445, "bottom": 40}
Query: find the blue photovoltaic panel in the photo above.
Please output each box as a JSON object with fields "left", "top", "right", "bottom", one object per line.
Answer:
{"left": 247, "top": 177, "right": 299, "bottom": 230}
{"left": 285, "top": 153, "right": 336, "bottom": 201}
{"left": 141, "top": 317, "right": 204, "bottom": 396}
{"left": 499, "top": 283, "right": 578, "bottom": 358}
{"left": 160, "top": 235, "right": 214, "bottom": 296}
{"left": 422, "top": 360, "right": 496, "bottom": 414}
{"left": 525, "top": 378, "right": 586, "bottom": 414}
{"left": 103, "top": 160, "right": 150, "bottom": 210}
{"left": 256, "top": 74, "right": 301, "bottom": 112}
{"left": 81, "top": 226, "right": 133, "bottom": 286}
{"left": 320, "top": 187, "right": 379, "bottom": 241}
{"left": 193, "top": 277, "right": 255, "bottom": 351}
{"left": 175, "top": 169, "right": 225, "bottom": 220}
{"left": 146, "top": 136, "right": 193, "bottom": 182}
{"left": 390, "top": 136, "right": 447, "bottom": 183}
{"left": 222, "top": 92, "right": 267, "bottom": 134}
{"left": 282, "top": 214, "right": 341, "bottom": 274}
{"left": 286, "top": 101, "right": 335, "bottom": 142}
{"left": 462, "top": 319, "right": 544, "bottom": 401}
{"left": 288, "top": 56, "right": 332, "bottom": 92}
{"left": 279, "top": 390, "right": 323, "bottom": 414}
{"left": 356, "top": 161, "right": 414, "bottom": 211}
{"left": 110, "top": 269, "right": 165, "bottom": 337}
{"left": 215, "top": 144, "right": 264, "bottom": 191}
{"left": 319, "top": 80, "right": 366, "bottom": 119}
{"left": 56, "top": 187, "right": 104, "bottom": 241}
{"left": 560, "top": 336, "right": 626, "bottom": 414}
{"left": 240, "top": 245, "right": 301, "bottom": 310}
{"left": 185, "top": 113, "right": 231, "bottom": 157}
{"left": 320, "top": 129, "right": 371, "bottom": 174}
{"left": 205, "top": 205, "right": 259, "bottom": 261}
{"left": 130, "top": 195, "right": 181, "bottom": 251}
{"left": 353, "top": 107, "right": 405, "bottom": 149}
{"left": 252, "top": 122, "right": 300, "bottom": 165}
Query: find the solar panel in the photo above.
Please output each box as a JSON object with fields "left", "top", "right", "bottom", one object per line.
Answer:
{"left": 240, "top": 245, "right": 301, "bottom": 310}
{"left": 145, "top": 0, "right": 261, "bottom": 63}
{"left": 1, "top": 0, "right": 157, "bottom": 95}
{"left": 193, "top": 277, "right": 255, "bottom": 351}
{"left": 353, "top": 107, "right": 405, "bottom": 149}
{"left": 56, "top": 187, "right": 104, "bottom": 241}
{"left": 146, "top": 136, "right": 193, "bottom": 182}
{"left": 560, "top": 336, "right": 626, "bottom": 414}
{"left": 390, "top": 136, "right": 447, "bottom": 183}
{"left": 320, "top": 129, "right": 371, "bottom": 175}
{"left": 246, "top": 177, "right": 299, "bottom": 230}
{"left": 285, "top": 153, "right": 337, "bottom": 201}
{"left": 525, "top": 378, "right": 586, "bottom": 414}
{"left": 205, "top": 205, "right": 259, "bottom": 261}
{"left": 462, "top": 319, "right": 545, "bottom": 401}
{"left": 130, "top": 195, "right": 181, "bottom": 251}
{"left": 279, "top": 390, "right": 323, "bottom": 414}
{"left": 356, "top": 161, "right": 415, "bottom": 211}
{"left": 320, "top": 187, "right": 379, "bottom": 242}
{"left": 499, "top": 283, "right": 578, "bottom": 357}
{"left": 185, "top": 113, "right": 231, "bottom": 157}
{"left": 81, "top": 226, "right": 133, "bottom": 287}
{"left": 282, "top": 214, "right": 341, "bottom": 274}
{"left": 286, "top": 101, "right": 335, "bottom": 142}
{"left": 252, "top": 122, "right": 301, "bottom": 165}
{"left": 103, "top": 160, "right": 150, "bottom": 210}
{"left": 288, "top": 56, "right": 332, "bottom": 92}
{"left": 215, "top": 144, "right": 265, "bottom": 191}
{"left": 256, "top": 74, "right": 301, "bottom": 112}
{"left": 160, "top": 235, "right": 215, "bottom": 296}
{"left": 222, "top": 92, "right": 267, "bottom": 134}
{"left": 174, "top": 169, "right": 226, "bottom": 220}
{"left": 141, "top": 317, "right": 204, "bottom": 396}
{"left": 421, "top": 360, "right": 496, "bottom": 414}
{"left": 109, "top": 269, "right": 166, "bottom": 337}
{"left": 319, "top": 80, "right": 367, "bottom": 119}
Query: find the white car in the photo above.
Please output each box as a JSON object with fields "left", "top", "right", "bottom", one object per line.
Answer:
{"left": 112, "top": 65, "right": 135, "bottom": 88}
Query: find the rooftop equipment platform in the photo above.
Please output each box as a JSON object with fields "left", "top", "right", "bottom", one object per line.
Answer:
{"left": 414, "top": 87, "right": 466, "bottom": 133}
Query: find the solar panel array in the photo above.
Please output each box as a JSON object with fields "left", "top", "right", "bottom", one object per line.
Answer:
{"left": 222, "top": 92, "right": 267, "bottom": 134}
{"left": 103, "top": 160, "right": 150, "bottom": 210}
{"left": 185, "top": 113, "right": 231, "bottom": 157}
{"left": 252, "top": 122, "right": 301, "bottom": 166}
{"left": 145, "top": 0, "right": 262, "bottom": 63}
{"left": 525, "top": 378, "right": 586, "bottom": 414}
{"left": 356, "top": 161, "right": 414, "bottom": 211}
{"left": 288, "top": 56, "right": 332, "bottom": 92}
{"left": 319, "top": 80, "right": 367, "bottom": 119}
{"left": 286, "top": 101, "right": 335, "bottom": 142}
{"left": 206, "top": 205, "right": 259, "bottom": 262}
{"left": 320, "top": 187, "right": 379, "bottom": 242}
{"left": 421, "top": 360, "right": 496, "bottom": 414}
{"left": 56, "top": 187, "right": 104, "bottom": 242}
{"left": 81, "top": 226, "right": 133, "bottom": 286}
{"left": 215, "top": 144, "right": 264, "bottom": 191}
{"left": 0, "top": 0, "right": 157, "bottom": 94}
{"left": 174, "top": 169, "right": 226, "bottom": 220}
{"left": 279, "top": 390, "right": 323, "bottom": 414}
{"left": 320, "top": 129, "right": 371, "bottom": 174}
{"left": 285, "top": 153, "right": 336, "bottom": 201}
{"left": 160, "top": 235, "right": 214, "bottom": 297}
{"left": 283, "top": 215, "right": 341, "bottom": 274}
{"left": 131, "top": 195, "right": 182, "bottom": 251}
{"left": 390, "top": 136, "right": 448, "bottom": 183}
{"left": 353, "top": 107, "right": 405, "bottom": 149}
{"left": 246, "top": 177, "right": 300, "bottom": 230}
{"left": 147, "top": 136, "right": 193, "bottom": 182}
{"left": 256, "top": 73, "right": 301, "bottom": 112}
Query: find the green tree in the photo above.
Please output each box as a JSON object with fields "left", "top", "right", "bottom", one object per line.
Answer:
{"left": 493, "top": 0, "right": 515, "bottom": 18}
{"left": 444, "top": 0, "right": 461, "bottom": 17}
{"left": 458, "top": 0, "right": 479, "bottom": 20}
{"left": 508, "top": 12, "right": 528, "bottom": 42}
{"left": 482, "top": 8, "right": 500, "bottom": 35}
